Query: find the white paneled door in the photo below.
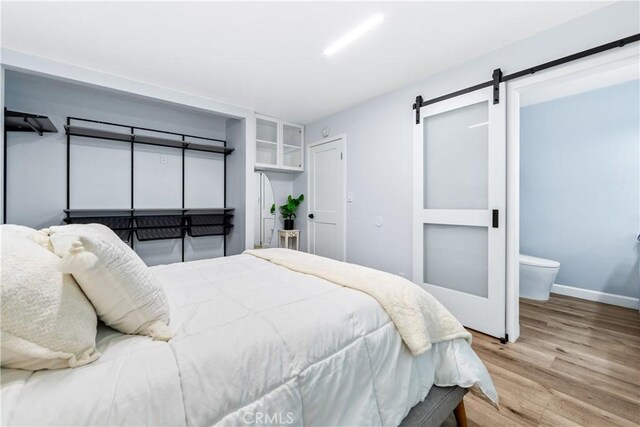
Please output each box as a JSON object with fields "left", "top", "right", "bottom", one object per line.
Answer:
{"left": 308, "top": 137, "right": 345, "bottom": 261}
{"left": 413, "top": 86, "right": 506, "bottom": 339}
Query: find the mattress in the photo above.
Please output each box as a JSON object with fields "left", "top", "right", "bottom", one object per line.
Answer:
{"left": 1, "top": 254, "right": 496, "bottom": 426}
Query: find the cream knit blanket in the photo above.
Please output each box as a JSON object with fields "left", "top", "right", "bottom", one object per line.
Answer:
{"left": 244, "top": 248, "right": 471, "bottom": 355}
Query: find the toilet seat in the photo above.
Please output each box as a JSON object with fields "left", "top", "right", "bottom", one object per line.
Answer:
{"left": 519, "top": 254, "right": 560, "bottom": 269}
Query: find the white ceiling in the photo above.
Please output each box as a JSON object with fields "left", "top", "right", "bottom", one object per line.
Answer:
{"left": 1, "top": 1, "right": 610, "bottom": 123}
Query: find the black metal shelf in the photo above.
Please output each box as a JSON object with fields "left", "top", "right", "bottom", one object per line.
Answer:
{"left": 64, "top": 208, "right": 234, "bottom": 214}
{"left": 64, "top": 125, "right": 131, "bottom": 142}
{"left": 64, "top": 125, "right": 234, "bottom": 155}
{"left": 62, "top": 215, "right": 134, "bottom": 242}
{"left": 5, "top": 109, "right": 58, "bottom": 135}
{"left": 65, "top": 116, "right": 234, "bottom": 260}
{"left": 63, "top": 208, "right": 234, "bottom": 243}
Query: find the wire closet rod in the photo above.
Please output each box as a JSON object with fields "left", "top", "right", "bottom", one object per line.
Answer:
{"left": 414, "top": 33, "right": 640, "bottom": 109}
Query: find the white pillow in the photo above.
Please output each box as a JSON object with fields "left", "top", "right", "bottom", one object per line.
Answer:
{"left": 0, "top": 224, "right": 37, "bottom": 239}
{"left": 0, "top": 226, "right": 100, "bottom": 370}
{"left": 47, "top": 224, "right": 172, "bottom": 341}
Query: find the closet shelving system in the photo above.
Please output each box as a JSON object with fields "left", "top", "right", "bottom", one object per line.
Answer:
{"left": 64, "top": 117, "right": 235, "bottom": 260}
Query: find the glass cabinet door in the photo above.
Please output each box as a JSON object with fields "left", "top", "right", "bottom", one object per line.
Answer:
{"left": 282, "top": 123, "right": 303, "bottom": 169}
{"left": 256, "top": 117, "right": 278, "bottom": 166}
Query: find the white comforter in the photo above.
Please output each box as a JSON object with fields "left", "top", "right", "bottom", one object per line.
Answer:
{"left": 1, "top": 254, "right": 497, "bottom": 426}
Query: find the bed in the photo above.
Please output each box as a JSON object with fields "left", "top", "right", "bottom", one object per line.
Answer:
{"left": 1, "top": 253, "right": 496, "bottom": 426}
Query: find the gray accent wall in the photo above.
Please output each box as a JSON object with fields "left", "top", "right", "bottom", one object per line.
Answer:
{"left": 300, "top": 1, "right": 640, "bottom": 288}
{"left": 520, "top": 80, "right": 639, "bottom": 299}
{"left": 5, "top": 70, "right": 243, "bottom": 265}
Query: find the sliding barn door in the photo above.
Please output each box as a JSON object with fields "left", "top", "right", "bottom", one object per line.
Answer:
{"left": 413, "top": 86, "right": 506, "bottom": 339}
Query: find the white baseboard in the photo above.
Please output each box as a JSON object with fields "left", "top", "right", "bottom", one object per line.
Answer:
{"left": 551, "top": 284, "right": 639, "bottom": 310}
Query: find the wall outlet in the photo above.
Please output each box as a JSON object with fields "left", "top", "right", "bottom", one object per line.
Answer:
{"left": 160, "top": 154, "right": 168, "bottom": 164}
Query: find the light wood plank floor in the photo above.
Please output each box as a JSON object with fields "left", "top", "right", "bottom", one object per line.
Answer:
{"left": 465, "top": 294, "right": 640, "bottom": 427}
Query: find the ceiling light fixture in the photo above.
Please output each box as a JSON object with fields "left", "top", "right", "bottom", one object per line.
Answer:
{"left": 323, "top": 13, "right": 384, "bottom": 56}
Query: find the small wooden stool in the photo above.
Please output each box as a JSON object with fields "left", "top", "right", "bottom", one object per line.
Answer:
{"left": 278, "top": 229, "right": 300, "bottom": 250}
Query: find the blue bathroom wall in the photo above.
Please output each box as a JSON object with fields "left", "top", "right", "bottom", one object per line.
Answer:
{"left": 521, "top": 80, "right": 639, "bottom": 299}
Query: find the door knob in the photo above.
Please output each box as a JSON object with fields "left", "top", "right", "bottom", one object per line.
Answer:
{"left": 308, "top": 213, "right": 314, "bottom": 219}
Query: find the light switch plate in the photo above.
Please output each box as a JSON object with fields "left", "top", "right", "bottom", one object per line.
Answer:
{"left": 347, "top": 192, "right": 353, "bottom": 202}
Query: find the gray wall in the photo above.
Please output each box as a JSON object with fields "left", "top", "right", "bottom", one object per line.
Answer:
{"left": 5, "top": 70, "right": 241, "bottom": 265}
{"left": 521, "top": 80, "right": 639, "bottom": 298}
{"left": 299, "top": 2, "right": 640, "bottom": 279}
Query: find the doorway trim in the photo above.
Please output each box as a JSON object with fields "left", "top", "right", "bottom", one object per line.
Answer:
{"left": 505, "top": 43, "right": 640, "bottom": 343}
{"left": 306, "top": 133, "right": 347, "bottom": 261}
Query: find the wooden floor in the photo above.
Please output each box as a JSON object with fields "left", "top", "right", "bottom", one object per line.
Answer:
{"left": 465, "top": 294, "right": 640, "bottom": 427}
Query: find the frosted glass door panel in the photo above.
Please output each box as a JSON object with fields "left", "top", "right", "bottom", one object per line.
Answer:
{"left": 423, "top": 224, "right": 488, "bottom": 297}
{"left": 423, "top": 101, "right": 488, "bottom": 209}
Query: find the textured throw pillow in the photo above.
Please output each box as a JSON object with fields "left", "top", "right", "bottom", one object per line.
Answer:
{"left": 0, "top": 226, "right": 100, "bottom": 370}
{"left": 47, "top": 224, "right": 172, "bottom": 341}
{"left": 1, "top": 224, "right": 38, "bottom": 239}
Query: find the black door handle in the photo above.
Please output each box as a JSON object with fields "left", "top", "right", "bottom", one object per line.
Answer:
{"left": 492, "top": 209, "right": 499, "bottom": 228}
{"left": 308, "top": 213, "right": 314, "bottom": 219}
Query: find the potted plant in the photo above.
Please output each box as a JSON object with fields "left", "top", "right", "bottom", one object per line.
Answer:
{"left": 273, "top": 194, "right": 304, "bottom": 230}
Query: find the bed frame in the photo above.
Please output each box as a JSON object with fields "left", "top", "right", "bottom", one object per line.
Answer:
{"left": 399, "top": 386, "right": 468, "bottom": 427}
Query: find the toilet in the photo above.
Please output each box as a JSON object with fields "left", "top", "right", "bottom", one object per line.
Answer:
{"left": 519, "top": 254, "right": 560, "bottom": 301}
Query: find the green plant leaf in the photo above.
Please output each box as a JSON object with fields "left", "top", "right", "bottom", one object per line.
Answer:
{"left": 277, "top": 194, "right": 304, "bottom": 221}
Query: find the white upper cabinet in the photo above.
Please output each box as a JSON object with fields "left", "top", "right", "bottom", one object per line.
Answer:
{"left": 255, "top": 114, "right": 304, "bottom": 172}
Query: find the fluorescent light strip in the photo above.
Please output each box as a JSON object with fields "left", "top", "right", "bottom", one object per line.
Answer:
{"left": 324, "top": 14, "right": 384, "bottom": 56}
{"left": 468, "top": 121, "right": 489, "bottom": 129}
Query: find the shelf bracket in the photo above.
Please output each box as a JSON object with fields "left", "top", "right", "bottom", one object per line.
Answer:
{"left": 23, "top": 117, "right": 44, "bottom": 136}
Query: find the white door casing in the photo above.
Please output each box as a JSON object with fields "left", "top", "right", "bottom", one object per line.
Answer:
{"left": 505, "top": 44, "right": 640, "bottom": 339}
{"left": 307, "top": 135, "right": 346, "bottom": 261}
{"left": 413, "top": 85, "right": 506, "bottom": 339}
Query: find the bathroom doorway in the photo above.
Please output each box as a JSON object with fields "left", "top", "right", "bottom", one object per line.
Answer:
{"left": 505, "top": 45, "right": 640, "bottom": 341}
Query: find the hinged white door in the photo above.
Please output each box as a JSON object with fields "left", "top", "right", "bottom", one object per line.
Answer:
{"left": 308, "top": 137, "right": 345, "bottom": 261}
{"left": 413, "top": 85, "right": 506, "bottom": 338}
